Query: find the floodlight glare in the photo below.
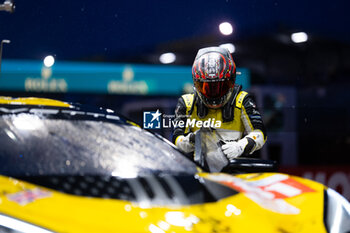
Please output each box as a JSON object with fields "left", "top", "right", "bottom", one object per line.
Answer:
{"left": 219, "top": 22, "right": 233, "bottom": 35}
{"left": 219, "top": 43, "right": 235, "bottom": 53}
{"left": 291, "top": 32, "right": 308, "bottom": 43}
{"left": 159, "top": 53, "right": 176, "bottom": 64}
{"left": 43, "top": 55, "right": 55, "bottom": 67}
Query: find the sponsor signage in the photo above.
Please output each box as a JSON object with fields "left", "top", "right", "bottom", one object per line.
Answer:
{"left": 0, "top": 60, "right": 250, "bottom": 95}
{"left": 205, "top": 173, "right": 316, "bottom": 214}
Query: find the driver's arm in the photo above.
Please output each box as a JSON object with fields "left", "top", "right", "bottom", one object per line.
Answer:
{"left": 222, "top": 95, "right": 267, "bottom": 159}
{"left": 240, "top": 94, "right": 267, "bottom": 154}
{"left": 172, "top": 97, "right": 195, "bottom": 153}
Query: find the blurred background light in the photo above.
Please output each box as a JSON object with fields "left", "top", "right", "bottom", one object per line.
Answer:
{"left": 291, "top": 32, "right": 308, "bottom": 43}
{"left": 1, "top": 39, "right": 10, "bottom": 44}
{"left": 159, "top": 52, "right": 176, "bottom": 64}
{"left": 43, "top": 55, "right": 55, "bottom": 67}
{"left": 219, "top": 22, "right": 233, "bottom": 35}
{"left": 219, "top": 43, "right": 236, "bottom": 53}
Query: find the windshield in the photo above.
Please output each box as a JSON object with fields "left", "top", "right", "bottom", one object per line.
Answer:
{"left": 0, "top": 113, "right": 197, "bottom": 178}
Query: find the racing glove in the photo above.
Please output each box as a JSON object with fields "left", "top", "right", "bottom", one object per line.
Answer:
{"left": 221, "top": 137, "right": 256, "bottom": 159}
{"left": 175, "top": 133, "right": 195, "bottom": 153}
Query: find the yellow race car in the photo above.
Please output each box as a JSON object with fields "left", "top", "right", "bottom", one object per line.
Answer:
{"left": 0, "top": 97, "right": 349, "bottom": 233}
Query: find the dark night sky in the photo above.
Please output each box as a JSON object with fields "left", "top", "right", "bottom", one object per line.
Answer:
{"left": 0, "top": 0, "right": 349, "bottom": 61}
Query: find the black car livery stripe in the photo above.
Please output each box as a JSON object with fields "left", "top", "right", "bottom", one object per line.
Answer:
{"left": 15, "top": 175, "right": 239, "bottom": 205}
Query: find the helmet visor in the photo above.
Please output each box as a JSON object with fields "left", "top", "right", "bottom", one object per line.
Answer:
{"left": 194, "top": 79, "right": 234, "bottom": 99}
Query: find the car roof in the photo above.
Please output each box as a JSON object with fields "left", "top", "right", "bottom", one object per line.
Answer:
{"left": 0, "top": 96, "right": 137, "bottom": 127}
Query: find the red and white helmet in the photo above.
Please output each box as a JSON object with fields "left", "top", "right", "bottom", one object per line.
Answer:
{"left": 192, "top": 46, "right": 236, "bottom": 108}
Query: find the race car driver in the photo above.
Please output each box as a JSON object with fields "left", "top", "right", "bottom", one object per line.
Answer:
{"left": 172, "top": 46, "right": 267, "bottom": 159}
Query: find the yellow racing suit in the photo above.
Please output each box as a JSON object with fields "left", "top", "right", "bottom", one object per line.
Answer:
{"left": 172, "top": 85, "right": 267, "bottom": 156}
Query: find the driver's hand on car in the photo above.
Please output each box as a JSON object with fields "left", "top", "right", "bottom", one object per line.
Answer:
{"left": 175, "top": 132, "right": 196, "bottom": 153}
{"left": 221, "top": 138, "right": 249, "bottom": 159}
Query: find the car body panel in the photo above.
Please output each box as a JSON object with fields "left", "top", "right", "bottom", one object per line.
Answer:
{"left": 0, "top": 173, "right": 327, "bottom": 233}
{"left": 0, "top": 96, "right": 343, "bottom": 233}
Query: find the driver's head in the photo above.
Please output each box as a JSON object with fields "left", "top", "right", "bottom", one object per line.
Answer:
{"left": 192, "top": 47, "right": 236, "bottom": 109}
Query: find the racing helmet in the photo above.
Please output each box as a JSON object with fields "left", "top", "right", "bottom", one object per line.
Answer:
{"left": 192, "top": 47, "right": 236, "bottom": 109}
